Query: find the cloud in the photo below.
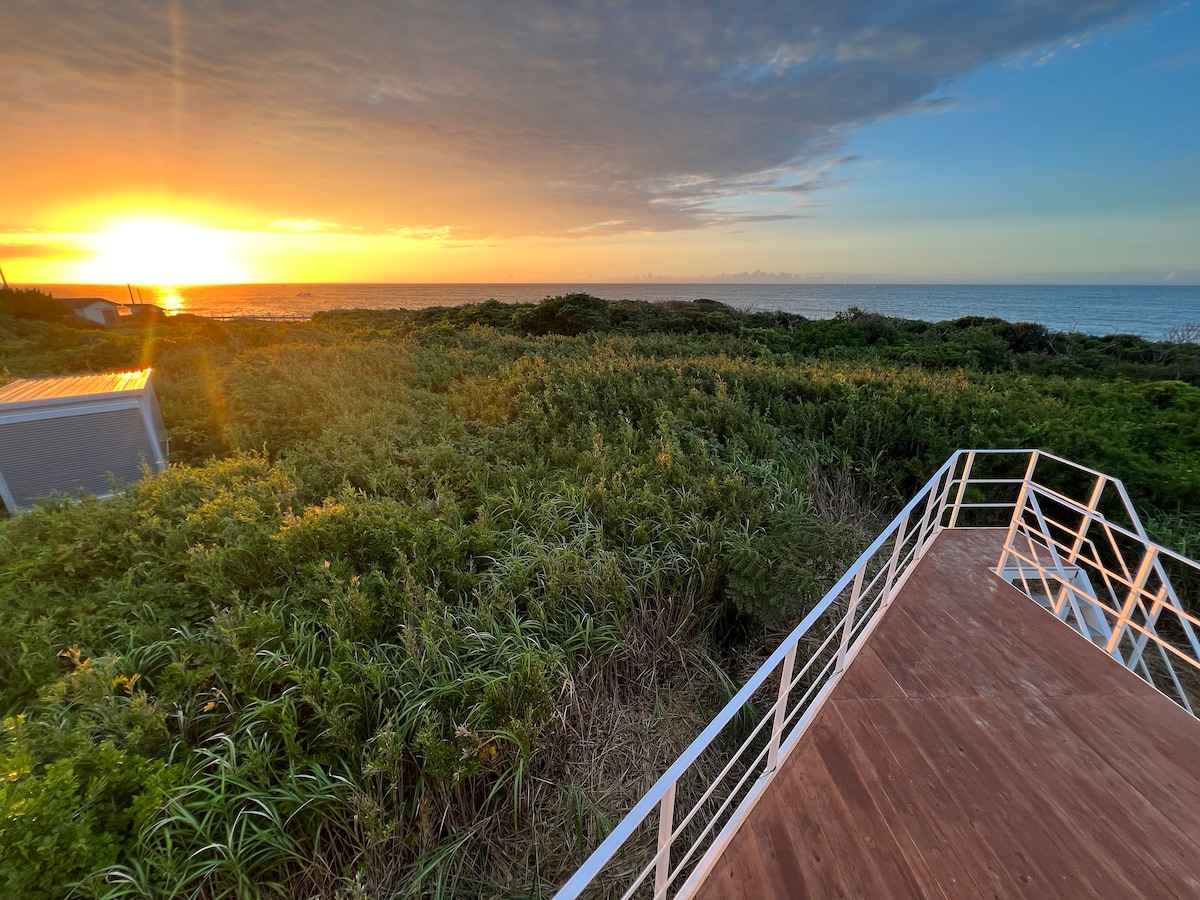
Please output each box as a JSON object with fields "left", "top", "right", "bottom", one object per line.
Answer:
{"left": 269, "top": 218, "right": 342, "bottom": 233}
{"left": 1153, "top": 50, "right": 1200, "bottom": 68}
{"left": 0, "top": 0, "right": 1155, "bottom": 238}
{"left": 387, "top": 225, "right": 454, "bottom": 241}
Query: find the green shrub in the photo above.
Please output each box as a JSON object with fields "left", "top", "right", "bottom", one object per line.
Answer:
{"left": 0, "top": 718, "right": 176, "bottom": 900}
{"left": 0, "top": 288, "right": 70, "bottom": 322}
{"left": 519, "top": 293, "right": 613, "bottom": 336}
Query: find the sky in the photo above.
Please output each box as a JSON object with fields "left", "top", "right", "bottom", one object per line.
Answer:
{"left": 1, "top": 0, "right": 1197, "bottom": 285}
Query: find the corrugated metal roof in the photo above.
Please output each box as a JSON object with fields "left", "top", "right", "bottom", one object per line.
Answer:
{"left": 0, "top": 369, "right": 152, "bottom": 406}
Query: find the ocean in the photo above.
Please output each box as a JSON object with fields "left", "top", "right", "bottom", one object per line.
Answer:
{"left": 36, "top": 283, "right": 1200, "bottom": 340}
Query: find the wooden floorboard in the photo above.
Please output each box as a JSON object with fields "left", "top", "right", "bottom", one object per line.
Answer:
{"left": 831, "top": 702, "right": 1010, "bottom": 899}
{"left": 695, "top": 528, "right": 1200, "bottom": 899}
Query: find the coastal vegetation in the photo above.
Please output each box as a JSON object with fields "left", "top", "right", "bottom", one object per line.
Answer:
{"left": 2, "top": 287, "right": 1199, "bottom": 898}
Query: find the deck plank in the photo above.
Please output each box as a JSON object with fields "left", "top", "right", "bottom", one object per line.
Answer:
{"left": 752, "top": 759, "right": 852, "bottom": 900}
{"left": 834, "top": 644, "right": 907, "bottom": 700}
{"left": 841, "top": 699, "right": 1023, "bottom": 899}
{"left": 696, "top": 528, "right": 1200, "bottom": 899}
{"left": 955, "top": 693, "right": 1183, "bottom": 897}
{"left": 826, "top": 703, "right": 991, "bottom": 899}
{"left": 750, "top": 797, "right": 849, "bottom": 900}
{"left": 863, "top": 694, "right": 1095, "bottom": 898}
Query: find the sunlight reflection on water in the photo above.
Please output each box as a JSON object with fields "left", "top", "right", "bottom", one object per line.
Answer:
{"left": 156, "top": 289, "right": 187, "bottom": 313}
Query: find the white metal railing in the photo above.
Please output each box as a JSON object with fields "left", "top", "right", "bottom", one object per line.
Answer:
{"left": 553, "top": 449, "right": 1200, "bottom": 900}
{"left": 995, "top": 450, "right": 1200, "bottom": 715}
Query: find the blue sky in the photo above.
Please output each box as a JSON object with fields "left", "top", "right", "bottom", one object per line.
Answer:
{"left": 816, "top": 2, "right": 1200, "bottom": 281}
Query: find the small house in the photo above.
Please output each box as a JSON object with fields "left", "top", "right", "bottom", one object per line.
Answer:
{"left": 59, "top": 297, "right": 123, "bottom": 325}
{"left": 0, "top": 369, "right": 168, "bottom": 513}
{"left": 126, "top": 303, "right": 166, "bottom": 317}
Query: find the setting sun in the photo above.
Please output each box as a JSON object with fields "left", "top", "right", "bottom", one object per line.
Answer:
{"left": 78, "top": 218, "right": 249, "bottom": 286}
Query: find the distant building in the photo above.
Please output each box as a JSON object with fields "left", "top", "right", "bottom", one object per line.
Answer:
{"left": 59, "top": 297, "right": 123, "bottom": 325}
{"left": 0, "top": 369, "right": 168, "bottom": 514}
{"left": 125, "top": 303, "right": 167, "bottom": 319}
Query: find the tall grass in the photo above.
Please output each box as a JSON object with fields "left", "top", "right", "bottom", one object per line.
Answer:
{"left": 2, "top": 297, "right": 1199, "bottom": 897}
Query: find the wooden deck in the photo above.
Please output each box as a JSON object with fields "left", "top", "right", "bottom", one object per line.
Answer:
{"left": 696, "top": 528, "right": 1200, "bottom": 899}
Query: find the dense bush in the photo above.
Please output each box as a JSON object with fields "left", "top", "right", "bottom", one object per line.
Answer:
{"left": 2, "top": 295, "right": 1199, "bottom": 897}
{"left": 0, "top": 287, "right": 70, "bottom": 321}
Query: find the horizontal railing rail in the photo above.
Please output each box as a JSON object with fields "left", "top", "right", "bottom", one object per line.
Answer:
{"left": 554, "top": 448, "right": 1199, "bottom": 899}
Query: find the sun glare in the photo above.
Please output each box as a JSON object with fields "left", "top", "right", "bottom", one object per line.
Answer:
{"left": 156, "top": 289, "right": 187, "bottom": 312}
{"left": 80, "top": 218, "right": 248, "bottom": 286}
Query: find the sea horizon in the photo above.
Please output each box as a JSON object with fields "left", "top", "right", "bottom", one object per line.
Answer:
{"left": 23, "top": 281, "right": 1200, "bottom": 340}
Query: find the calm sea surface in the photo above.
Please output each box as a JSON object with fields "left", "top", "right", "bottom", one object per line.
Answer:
{"left": 38, "top": 283, "right": 1200, "bottom": 339}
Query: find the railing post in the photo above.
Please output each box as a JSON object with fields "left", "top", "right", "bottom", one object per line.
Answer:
{"left": 1129, "top": 568, "right": 1200, "bottom": 698}
{"left": 1125, "top": 587, "right": 1168, "bottom": 678}
{"left": 655, "top": 784, "right": 676, "bottom": 898}
{"left": 765, "top": 646, "right": 797, "bottom": 773}
{"left": 1105, "top": 546, "right": 1158, "bottom": 661}
{"left": 1105, "top": 476, "right": 1200, "bottom": 671}
{"left": 1051, "top": 475, "right": 1106, "bottom": 616}
{"left": 835, "top": 567, "right": 867, "bottom": 675}
{"left": 947, "top": 450, "right": 976, "bottom": 529}
{"left": 998, "top": 450, "right": 1039, "bottom": 574}
{"left": 1068, "top": 476, "right": 1106, "bottom": 562}
{"left": 880, "top": 511, "right": 910, "bottom": 609}
{"left": 915, "top": 471, "right": 949, "bottom": 559}
{"left": 1024, "top": 490, "right": 1090, "bottom": 628}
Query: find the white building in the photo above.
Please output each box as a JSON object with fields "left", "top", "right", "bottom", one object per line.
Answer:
{"left": 59, "top": 297, "right": 123, "bottom": 325}
{"left": 0, "top": 369, "right": 168, "bottom": 513}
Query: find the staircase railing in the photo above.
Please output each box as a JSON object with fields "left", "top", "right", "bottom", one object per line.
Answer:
{"left": 553, "top": 449, "right": 1199, "bottom": 899}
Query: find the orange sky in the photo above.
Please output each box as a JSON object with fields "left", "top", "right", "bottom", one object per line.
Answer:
{"left": 2, "top": 1, "right": 1196, "bottom": 286}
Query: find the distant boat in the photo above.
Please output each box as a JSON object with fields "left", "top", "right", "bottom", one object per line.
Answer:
{"left": 296, "top": 291, "right": 312, "bottom": 297}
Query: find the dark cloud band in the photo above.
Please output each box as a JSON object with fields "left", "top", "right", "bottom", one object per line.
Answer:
{"left": 0, "top": 0, "right": 1151, "bottom": 237}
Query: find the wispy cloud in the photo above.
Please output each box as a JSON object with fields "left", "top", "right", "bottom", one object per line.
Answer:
{"left": 269, "top": 218, "right": 342, "bottom": 233}
{"left": 0, "top": 0, "right": 1155, "bottom": 238}
{"left": 387, "top": 225, "right": 454, "bottom": 241}
{"left": 1153, "top": 50, "right": 1200, "bottom": 68}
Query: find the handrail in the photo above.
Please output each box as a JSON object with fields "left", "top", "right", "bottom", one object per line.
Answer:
{"left": 554, "top": 448, "right": 1200, "bottom": 899}
{"left": 554, "top": 450, "right": 969, "bottom": 899}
